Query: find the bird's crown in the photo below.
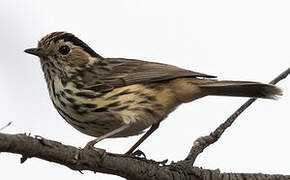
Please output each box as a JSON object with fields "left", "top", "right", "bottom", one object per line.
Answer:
{"left": 38, "top": 32, "right": 102, "bottom": 58}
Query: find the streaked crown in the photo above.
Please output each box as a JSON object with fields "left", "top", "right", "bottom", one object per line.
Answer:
{"left": 38, "top": 32, "right": 102, "bottom": 58}
{"left": 25, "top": 32, "right": 103, "bottom": 80}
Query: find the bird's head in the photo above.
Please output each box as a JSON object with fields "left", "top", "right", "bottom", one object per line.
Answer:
{"left": 25, "top": 32, "right": 103, "bottom": 79}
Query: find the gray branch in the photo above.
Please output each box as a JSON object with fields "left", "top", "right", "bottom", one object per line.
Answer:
{"left": 0, "top": 133, "right": 289, "bottom": 180}
{"left": 184, "top": 67, "right": 290, "bottom": 165}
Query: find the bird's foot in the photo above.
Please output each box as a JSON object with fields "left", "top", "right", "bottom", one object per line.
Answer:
{"left": 169, "top": 160, "right": 193, "bottom": 174}
{"left": 126, "top": 149, "right": 147, "bottom": 159}
{"left": 84, "top": 140, "right": 105, "bottom": 154}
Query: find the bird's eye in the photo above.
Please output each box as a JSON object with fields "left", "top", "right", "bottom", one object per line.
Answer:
{"left": 58, "top": 45, "right": 70, "bottom": 55}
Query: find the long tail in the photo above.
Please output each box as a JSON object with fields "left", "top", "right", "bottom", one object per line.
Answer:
{"left": 198, "top": 81, "right": 282, "bottom": 99}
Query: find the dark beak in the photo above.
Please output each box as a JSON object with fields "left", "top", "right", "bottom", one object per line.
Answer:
{"left": 24, "top": 48, "right": 47, "bottom": 57}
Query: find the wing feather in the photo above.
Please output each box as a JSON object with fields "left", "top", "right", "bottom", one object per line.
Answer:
{"left": 81, "top": 58, "right": 216, "bottom": 91}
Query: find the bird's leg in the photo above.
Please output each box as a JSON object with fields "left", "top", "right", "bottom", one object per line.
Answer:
{"left": 125, "top": 123, "right": 160, "bottom": 155}
{"left": 85, "top": 124, "right": 131, "bottom": 149}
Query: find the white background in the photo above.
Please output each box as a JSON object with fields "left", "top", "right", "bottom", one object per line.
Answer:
{"left": 0, "top": 1, "right": 289, "bottom": 179}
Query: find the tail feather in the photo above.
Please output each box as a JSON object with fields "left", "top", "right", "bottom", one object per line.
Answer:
{"left": 199, "top": 81, "right": 282, "bottom": 99}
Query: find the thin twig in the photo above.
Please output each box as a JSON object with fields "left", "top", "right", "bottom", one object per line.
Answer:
{"left": 0, "top": 121, "right": 12, "bottom": 131}
{"left": 185, "top": 67, "right": 290, "bottom": 165}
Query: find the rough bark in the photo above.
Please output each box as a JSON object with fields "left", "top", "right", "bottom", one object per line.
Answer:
{"left": 0, "top": 133, "right": 289, "bottom": 180}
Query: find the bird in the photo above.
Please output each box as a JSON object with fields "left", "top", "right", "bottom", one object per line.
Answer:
{"left": 24, "top": 32, "right": 282, "bottom": 154}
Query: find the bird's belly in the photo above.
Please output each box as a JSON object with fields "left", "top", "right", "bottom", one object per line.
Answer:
{"left": 50, "top": 80, "right": 179, "bottom": 138}
{"left": 54, "top": 100, "right": 161, "bottom": 138}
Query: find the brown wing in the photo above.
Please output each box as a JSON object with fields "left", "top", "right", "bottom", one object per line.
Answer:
{"left": 81, "top": 58, "right": 216, "bottom": 92}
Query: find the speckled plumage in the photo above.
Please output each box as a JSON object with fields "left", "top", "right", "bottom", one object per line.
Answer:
{"left": 25, "top": 32, "right": 282, "bottom": 153}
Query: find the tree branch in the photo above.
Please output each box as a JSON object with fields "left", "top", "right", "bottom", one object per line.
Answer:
{"left": 184, "top": 67, "right": 290, "bottom": 165}
{"left": 0, "top": 132, "right": 289, "bottom": 180}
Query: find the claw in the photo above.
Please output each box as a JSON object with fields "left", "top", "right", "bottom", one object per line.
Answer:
{"left": 130, "top": 149, "right": 147, "bottom": 158}
{"left": 83, "top": 143, "right": 105, "bottom": 154}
